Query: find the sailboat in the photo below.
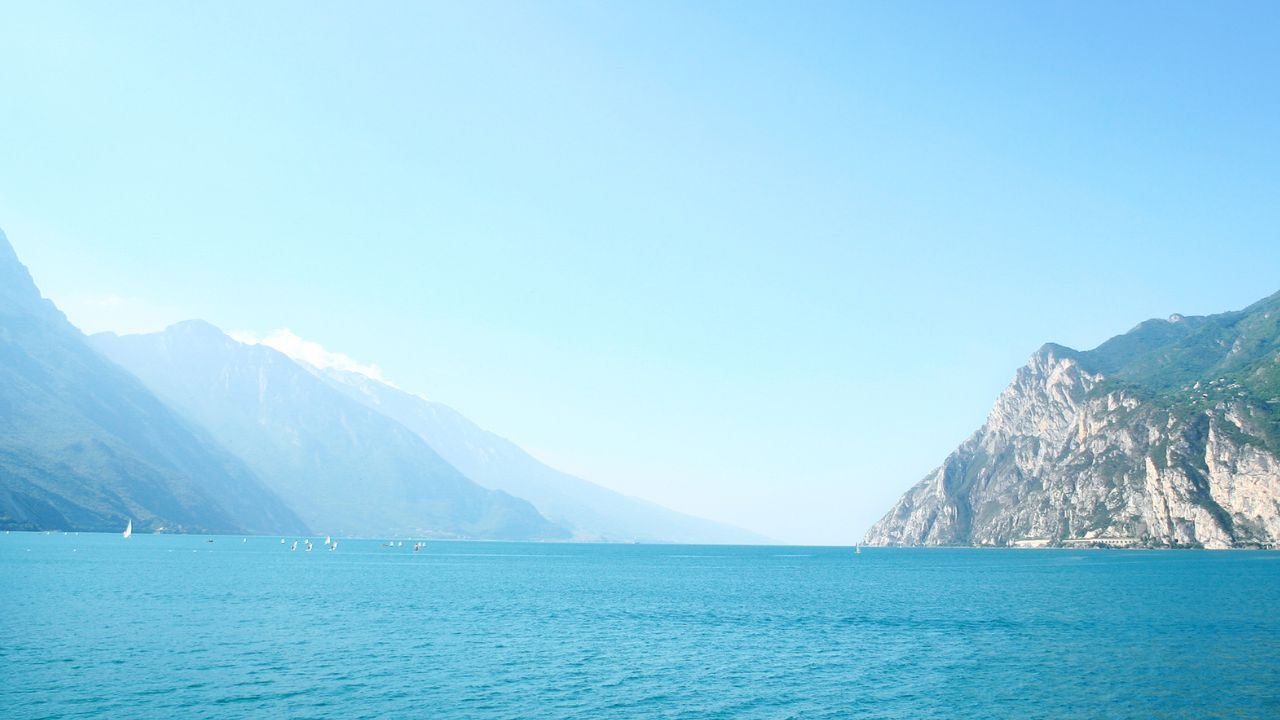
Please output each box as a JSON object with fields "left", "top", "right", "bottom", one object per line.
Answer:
{"left": 122, "top": 519, "right": 132, "bottom": 539}
{"left": 291, "top": 541, "right": 298, "bottom": 551}
{"left": 330, "top": 540, "right": 338, "bottom": 551}
{"left": 855, "top": 544, "right": 861, "bottom": 555}
{"left": 325, "top": 536, "right": 332, "bottom": 546}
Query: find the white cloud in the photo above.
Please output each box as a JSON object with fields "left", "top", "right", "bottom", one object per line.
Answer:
{"left": 230, "top": 328, "right": 398, "bottom": 387}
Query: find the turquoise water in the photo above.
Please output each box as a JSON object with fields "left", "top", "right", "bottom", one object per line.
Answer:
{"left": 2, "top": 534, "right": 1278, "bottom": 719}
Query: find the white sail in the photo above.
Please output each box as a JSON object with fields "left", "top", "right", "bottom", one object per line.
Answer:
{"left": 122, "top": 519, "right": 132, "bottom": 539}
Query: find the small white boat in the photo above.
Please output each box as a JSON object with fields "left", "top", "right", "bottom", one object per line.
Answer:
{"left": 325, "top": 536, "right": 332, "bottom": 546}
{"left": 280, "top": 538, "right": 285, "bottom": 544}
{"left": 122, "top": 519, "right": 132, "bottom": 539}
{"left": 305, "top": 541, "right": 313, "bottom": 552}
{"left": 291, "top": 541, "right": 298, "bottom": 551}
{"left": 855, "top": 544, "right": 861, "bottom": 555}
{"left": 330, "top": 541, "right": 338, "bottom": 551}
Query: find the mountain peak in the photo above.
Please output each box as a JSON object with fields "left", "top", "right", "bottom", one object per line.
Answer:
{"left": 164, "top": 319, "right": 228, "bottom": 338}
{"left": 1032, "top": 342, "right": 1079, "bottom": 363}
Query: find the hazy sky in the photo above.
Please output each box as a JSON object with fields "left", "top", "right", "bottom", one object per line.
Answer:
{"left": 2, "top": 2, "right": 1278, "bottom": 544}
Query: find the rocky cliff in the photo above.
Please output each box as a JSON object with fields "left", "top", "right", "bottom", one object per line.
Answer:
{"left": 865, "top": 292, "right": 1280, "bottom": 549}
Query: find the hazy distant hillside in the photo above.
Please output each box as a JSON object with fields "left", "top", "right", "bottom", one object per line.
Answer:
{"left": 92, "top": 322, "right": 569, "bottom": 540}
{"left": 0, "top": 230, "right": 305, "bottom": 534}
{"left": 866, "top": 291, "right": 1280, "bottom": 549}
{"left": 315, "top": 367, "right": 771, "bottom": 544}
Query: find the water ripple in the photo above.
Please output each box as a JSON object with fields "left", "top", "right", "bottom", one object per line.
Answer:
{"left": 2, "top": 536, "right": 1279, "bottom": 719}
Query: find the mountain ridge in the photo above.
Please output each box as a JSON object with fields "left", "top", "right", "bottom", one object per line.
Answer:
{"left": 311, "top": 365, "right": 772, "bottom": 544}
{"left": 91, "top": 322, "right": 570, "bottom": 540}
{"left": 0, "top": 229, "right": 307, "bottom": 534}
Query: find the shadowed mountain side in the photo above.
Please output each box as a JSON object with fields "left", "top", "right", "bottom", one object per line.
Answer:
{"left": 0, "top": 230, "right": 305, "bottom": 534}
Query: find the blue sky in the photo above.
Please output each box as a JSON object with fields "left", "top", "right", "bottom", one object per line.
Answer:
{"left": 2, "top": 1, "right": 1278, "bottom": 544}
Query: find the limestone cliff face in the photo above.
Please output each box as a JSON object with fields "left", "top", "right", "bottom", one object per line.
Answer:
{"left": 865, "top": 300, "right": 1280, "bottom": 549}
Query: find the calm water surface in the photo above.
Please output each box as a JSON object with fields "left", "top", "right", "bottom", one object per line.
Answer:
{"left": 2, "top": 534, "right": 1278, "bottom": 719}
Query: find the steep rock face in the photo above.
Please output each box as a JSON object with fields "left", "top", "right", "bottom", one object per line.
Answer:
{"left": 866, "top": 296, "right": 1280, "bottom": 549}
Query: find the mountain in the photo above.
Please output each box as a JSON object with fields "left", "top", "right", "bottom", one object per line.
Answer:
{"left": 311, "top": 366, "right": 770, "bottom": 544}
{"left": 0, "top": 230, "right": 305, "bottom": 534}
{"left": 865, "top": 291, "right": 1280, "bottom": 549}
{"left": 91, "top": 322, "right": 569, "bottom": 540}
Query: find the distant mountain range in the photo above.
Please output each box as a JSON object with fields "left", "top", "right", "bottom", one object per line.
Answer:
{"left": 0, "top": 230, "right": 305, "bottom": 534}
{"left": 866, "top": 292, "right": 1280, "bottom": 549}
{"left": 0, "top": 228, "right": 763, "bottom": 542}
{"left": 91, "top": 321, "right": 566, "bottom": 540}
{"left": 313, "top": 366, "right": 769, "bottom": 544}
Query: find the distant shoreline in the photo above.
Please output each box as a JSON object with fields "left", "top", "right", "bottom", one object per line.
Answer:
{"left": 859, "top": 542, "right": 1277, "bottom": 551}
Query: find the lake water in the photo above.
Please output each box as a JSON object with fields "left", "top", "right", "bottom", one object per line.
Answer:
{"left": 2, "top": 534, "right": 1278, "bottom": 719}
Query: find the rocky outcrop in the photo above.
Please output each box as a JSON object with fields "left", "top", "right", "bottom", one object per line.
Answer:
{"left": 865, "top": 342, "right": 1280, "bottom": 549}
